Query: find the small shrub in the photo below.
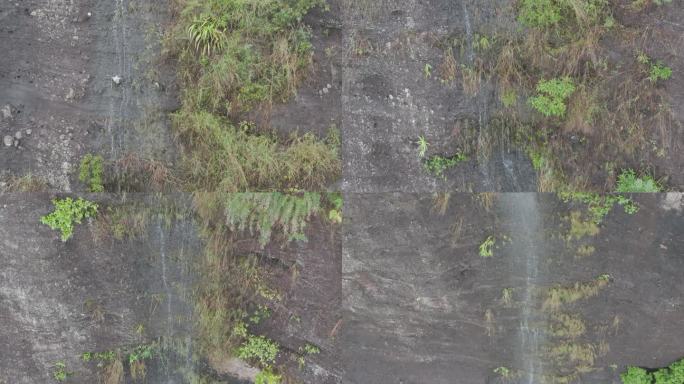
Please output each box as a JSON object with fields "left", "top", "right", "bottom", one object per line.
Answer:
{"left": 41, "top": 197, "right": 98, "bottom": 241}
{"left": 423, "top": 152, "right": 468, "bottom": 179}
{"left": 518, "top": 0, "right": 563, "bottom": 28}
{"left": 236, "top": 335, "right": 280, "bottom": 367}
{"left": 78, "top": 154, "right": 105, "bottom": 192}
{"left": 620, "top": 366, "right": 652, "bottom": 384}
{"left": 529, "top": 77, "right": 576, "bottom": 118}
{"left": 615, "top": 169, "right": 662, "bottom": 193}
{"left": 649, "top": 62, "right": 672, "bottom": 83}
{"left": 52, "top": 361, "right": 71, "bottom": 382}
{"left": 327, "top": 192, "right": 343, "bottom": 224}
{"left": 255, "top": 370, "right": 282, "bottom": 384}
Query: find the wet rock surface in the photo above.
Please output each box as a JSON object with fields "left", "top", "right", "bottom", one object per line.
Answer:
{"left": 340, "top": 193, "right": 684, "bottom": 383}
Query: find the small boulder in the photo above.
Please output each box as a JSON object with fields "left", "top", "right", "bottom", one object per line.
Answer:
{"left": 3, "top": 135, "right": 12, "bottom": 147}
{"left": 111, "top": 75, "right": 122, "bottom": 85}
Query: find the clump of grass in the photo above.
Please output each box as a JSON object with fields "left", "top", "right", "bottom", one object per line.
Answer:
{"left": 548, "top": 342, "right": 596, "bottom": 366}
{"left": 417, "top": 135, "right": 429, "bottom": 158}
{"left": 41, "top": 197, "right": 98, "bottom": 241}
{"left": 174, "top": 111, "right": 339, "bottom": 191}
{"left": 543, "top": 274, "right": 610, "bottom": 311}
{"left": 567, "top": 211, "right": 599, "bottom": 241}
{"left": 2, "top": 173, "right": 48, "bottom": 192}
{"left": 529, "top": 77, "right": 576, "bottom": 118}
{"left": 79, "top": 154, "right": 105, "bottom": 192}
{"left": 550, "top": 313, "right": 586, "bottom": 338}
{"left": 172, "top": 0, "right": 325, "bottom": 114}
{"left": 615, "top": 169, "right": 663, "bottom": 193}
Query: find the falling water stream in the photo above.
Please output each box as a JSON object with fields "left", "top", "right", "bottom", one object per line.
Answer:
{"left": 500, "top": 194, "right": 544, "bottom": 383}
{"left": 157, "top": 219, "right": 174, "bottom": 382}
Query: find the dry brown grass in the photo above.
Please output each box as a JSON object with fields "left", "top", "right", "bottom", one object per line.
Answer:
{"left": 431, "top": 192, "right": 450, "bottom": 215}
{"left": 439, "top": 49, "right": 458, "bottom": 84}
{"left": 101, "top": 358, "right": 124, "bottom": 384}
{"left": 542, "top": 276, "right": 610, "bottom": 312}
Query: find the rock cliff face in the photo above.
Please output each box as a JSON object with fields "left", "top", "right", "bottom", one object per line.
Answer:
{"left": 340, "top": 193, "right": 684, "bottom": 383}
{"left": 0, "top": 194, "right": 198, "bottom": 383}
{"left": 1, "top": 0, "right": 684, "bottom": 383}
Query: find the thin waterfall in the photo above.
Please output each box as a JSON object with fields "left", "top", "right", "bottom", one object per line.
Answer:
{"left": 157, "top": 218, "right": 173, "bottom": 381}
{"left": 500, "top": 194, "right": 544, "bottom": 383}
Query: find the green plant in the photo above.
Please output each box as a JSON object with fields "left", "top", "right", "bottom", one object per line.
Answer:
{"left": 255, "top": 370, "right": 282, "bottom": 384}
{"left": 224, "top": 192, "right": 321, "bottom": 246}
{"left": 236, "top": 335, "right": 280, "bottom": 367}
{"left": 81, "top": 352, "right": 92, "bottom": 362}
{"left": 529, "top": 77, "right": 576, "bottom": 118}
{"left": 417, "top": 135, "right": 429, "bottom": 158}
{"left": 78, "top": 154, "right": 105, "bottom": 192}
{"left": 187, "top": 15, "right": 227, "bottom": 56}
{"left": 327, "top": 192, "right": 343, "bottom": 224}
{"left": 649, "top": 63, "right": 672, "bottom": 83}
{"left": 616, "top": 169, "right": 662, "bottom": 193}
{"left": 479, "top": 236, "right": 496, "bottom": 257}
{"left": 52, "top": 361, "right": 71, "bottom": 382}
{"left": 621, "top": 358, "right": 684, "bottom": 384}
{"left": 621, "top": 366, "right": 652, "bottom": 384}
{"left": 423, "top": 63, "right": 433, "bottom": 79}
{"left": 494, "top": 366, "right": 512, "bottom": 378}
{"left": 41, "top": 197, "right": 98, "bottom": 241}
{"left": 518, "top": 0, "right": 563, "bottom": 28}
{"left": 501, "top": 89, "right": 517, "bottom": 108}
{"left": 128, "top": 344, "right": 154, "bottom": 380}
{"left": 423, "top": 152, "right": 468, "bottom": 179}
{"left": 301, "top": 343, "right": 320, "bottom": 355}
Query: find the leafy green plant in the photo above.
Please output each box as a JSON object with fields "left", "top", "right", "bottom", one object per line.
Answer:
{"left": 423, "top": 63, "right": 433, "bottom": 79}
{"left": 301, "top": 343, "right": 320, "bottom": 355}
{"left": 255, "top": 370, "right": 282, "bottom": 384}
{"left": 615, "top": 169, "right": 663, "bottom": 193}
{"left": 423, "top": 152, "right": 468, "bottom": 179}
{"left": 224, "top": 192, "right": 321, "bottom": 246}
{"left": 78, "top": 154, "right": 105, "bottom": 192}
{"left": 479, "top": 236, "right": 495, "bottom": 257}
{"left": 52, "top": 361, "right": 71, "bottom": 382}
{"left": 188, "top": 15, "right": 227, "bottom": 56}
{"left": 417, "top": 135, "right": 429, "bottom": 158}
{"left": 327, "top": 192, "right": 343, "bottom": 224}
{"left": 518, "top": 0, "right": 563, "bottom": 28}
{"left": 236, "top": 335, "right": 280, "bottom": 367}
{"left": 41, "top": 197, "right": 98, "bottom": 241}
{"left": 529, "top": 77, "right": 576, "bottom": 118}
{"left": 494, "top": 366, "right": 512, "bottom": 378}
{"left": 81, "top": 352, "right": 92, "bottom": 362}
{"left": 621, "top": 366, "right": 652, "bottom": 384}
{"left": 620, "top": 358, "right": 684, "bottom": 384}
{"left": 648, "top": 62, "right": 672, "bottom": 83}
